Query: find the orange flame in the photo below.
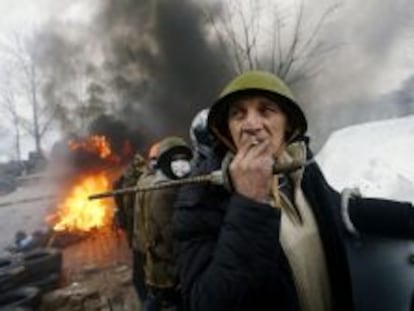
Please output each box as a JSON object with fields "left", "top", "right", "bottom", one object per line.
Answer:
{"left": 69, "top": 135, "right": 112, "bottom": 159}
{"left": 49, "top": 172, "right": 114, "bottom": 232}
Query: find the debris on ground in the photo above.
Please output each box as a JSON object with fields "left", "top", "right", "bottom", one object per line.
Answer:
{"left": 39, "top": 264, "right": 141, "bottom": 311}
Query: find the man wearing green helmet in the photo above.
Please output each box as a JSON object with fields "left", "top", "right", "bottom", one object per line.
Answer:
{"left": 174, "top": 71, "right": 414, "bottom": 311}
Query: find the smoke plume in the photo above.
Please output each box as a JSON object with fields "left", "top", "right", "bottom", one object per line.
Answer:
{"left": 34, "top": 0, "right": 414, "bottom": 152}
{"left": 39, "top": 0, "right": 232, "bottom": 154}
{"left": 294, "top": 0, "right": 414, "bottom": 148}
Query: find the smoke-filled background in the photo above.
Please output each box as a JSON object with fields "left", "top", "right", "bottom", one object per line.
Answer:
{"left": 1, "top": 0, "right": 414, "bottom": 159}
{"left": 299, "top": 0, "right": 414, "bottom": 147}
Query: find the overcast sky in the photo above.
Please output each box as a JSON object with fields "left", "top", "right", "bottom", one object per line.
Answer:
{"left": 0, "top": 0, "right": 97, "bottom": 28}
{"left": 0, "top": 0, "right": 98, "bottom": 161}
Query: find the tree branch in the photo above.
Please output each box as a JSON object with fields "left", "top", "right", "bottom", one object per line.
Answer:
{"left": 280, "top": 0, "right": 304, "bottom": 79}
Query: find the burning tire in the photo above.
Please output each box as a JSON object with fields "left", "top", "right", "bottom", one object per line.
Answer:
{"left": 0, "top": 286, "right": 40, "bottom": 309}
{"left": 26, "top": 272, "right": 61, "bottom": 294}
{"left": 18, "top": 248, "right": 62, "bottom": 283}
{"left": 0, "top": 257, "right": 26, "bottom": 293}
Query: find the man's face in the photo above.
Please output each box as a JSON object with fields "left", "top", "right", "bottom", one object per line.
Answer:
{"left": 227, "top": 95, "right": 288, "bottom": 156}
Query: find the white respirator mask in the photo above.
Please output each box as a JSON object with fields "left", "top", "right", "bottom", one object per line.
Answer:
{"left": 170, "top": 159, "right": 191, "bottom": 178}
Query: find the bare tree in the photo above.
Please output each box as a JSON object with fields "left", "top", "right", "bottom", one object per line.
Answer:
{"left": 0, "top": 65, "right": 22, "bottom": 163}
{"left": 0, "top": 30, "right": 57, "bottom": 154}
{"left": 203, "top": 0, "right": 340, "bottom": 84}
{"left": 33, "top": 28, "right": 111, "bottom": 136}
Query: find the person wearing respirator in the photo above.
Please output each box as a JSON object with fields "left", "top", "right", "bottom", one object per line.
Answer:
{"left": 133, "top": 136, "right": 192, "bottom": 311}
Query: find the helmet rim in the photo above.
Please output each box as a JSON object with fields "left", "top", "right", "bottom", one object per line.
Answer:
{"left": 208, "top": 88, "right": 308, "bottom": 147}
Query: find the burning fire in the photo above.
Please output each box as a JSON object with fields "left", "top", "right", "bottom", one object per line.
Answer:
{"left": 68, "top": 135, "right": 134, "bottom": 165}
{"left": 69, "top": 135, "right": 112, "bottom": 159}
{"left": 47, "top": 134, "right": 135, "bottom": 232}
{"left": 49, "top": 172, "right": 114, "bottom": 232}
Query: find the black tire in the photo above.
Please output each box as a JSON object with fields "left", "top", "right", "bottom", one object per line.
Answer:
{"left": 0, "top": 257, "right": 26, "bottom": 293}
{"left": 0, "top": 286, "right": 40, "bottom": 309}
{"left": 18, "top": 248, "right": 62, "bottom": 283}
{"left": 0, "top": 257, "right": 18, "bottom": 273}
{"left": 26, "top": 272, "right": 60, "bottom": 295}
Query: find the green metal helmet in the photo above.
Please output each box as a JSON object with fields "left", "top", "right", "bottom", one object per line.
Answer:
{"left": 156, "top": 136, "right": 192, "bottom": 178}
{"left": 208, "top": 70, "right": 308, "bottom": 147}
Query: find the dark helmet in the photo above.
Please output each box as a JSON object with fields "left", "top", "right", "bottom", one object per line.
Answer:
{"left": 189, "top": 108, "right": 215, "bottom": 157}
{"left": 156, "top": 136, "right": 193, "bottom": 179}
{"left": 208, "top": 70, "right": 308, "bottom": 148}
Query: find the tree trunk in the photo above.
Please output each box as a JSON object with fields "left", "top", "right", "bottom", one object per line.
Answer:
{"left": 30, "top": 63, "right": 41, "bottom": 154}
{"left": 14, "top": 119, "right": 21, "bottom": 163}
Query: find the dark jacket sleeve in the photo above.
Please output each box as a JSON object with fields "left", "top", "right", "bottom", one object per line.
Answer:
{"left": 349, "top": 197, "right": 414, "bottom": 239}
{"left": 175, "top": 192, "right": 283, "bottom": 311}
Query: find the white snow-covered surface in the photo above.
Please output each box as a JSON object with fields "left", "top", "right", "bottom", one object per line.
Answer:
{"left": 317, "top": 114, "right": 414, "bottom": 204}
{"left": 0, "top": 178, "right": 57, "bottom": 255}
{"left": 316, "top": 115, "right": 414, "bottom": 311}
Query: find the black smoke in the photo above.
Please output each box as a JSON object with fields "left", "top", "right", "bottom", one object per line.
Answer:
{"left": 36, "top": 0, "right": 414, "bottom": 153}
{"left": 49, "top": 114, "right": 147, "bottom": 174}
{"left": 37, "top": 0, "right": 232, "bottom": 155}
{"left": 97, "top": 0, "right": 232, "bottom": 136}
{"left": 87, "top": 114, "right": 147, "bottom": 154}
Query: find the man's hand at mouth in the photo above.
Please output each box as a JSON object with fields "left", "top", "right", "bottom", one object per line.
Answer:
{"left": 229, "top": 136, "right": 274, "bottom": 203}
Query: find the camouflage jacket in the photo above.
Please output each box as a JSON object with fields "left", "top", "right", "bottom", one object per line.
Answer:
{"left": 133, "top": 171, "right": 178, "bottom": 289}
{"left": 114, "top": 153, "right": 147, "bottom": 245}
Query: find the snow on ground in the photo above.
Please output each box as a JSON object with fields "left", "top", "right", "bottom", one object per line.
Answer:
{"left": 317, "top": 114, "right": 414, "bottom": 204}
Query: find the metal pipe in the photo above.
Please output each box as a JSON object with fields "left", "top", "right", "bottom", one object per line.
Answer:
{"left": 88, "top": 159, "right": 312, "bottom": 200}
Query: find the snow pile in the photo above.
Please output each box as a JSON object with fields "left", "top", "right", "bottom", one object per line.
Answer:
{"left": 317, "top": 114, "right": 414, "bottom": 204}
